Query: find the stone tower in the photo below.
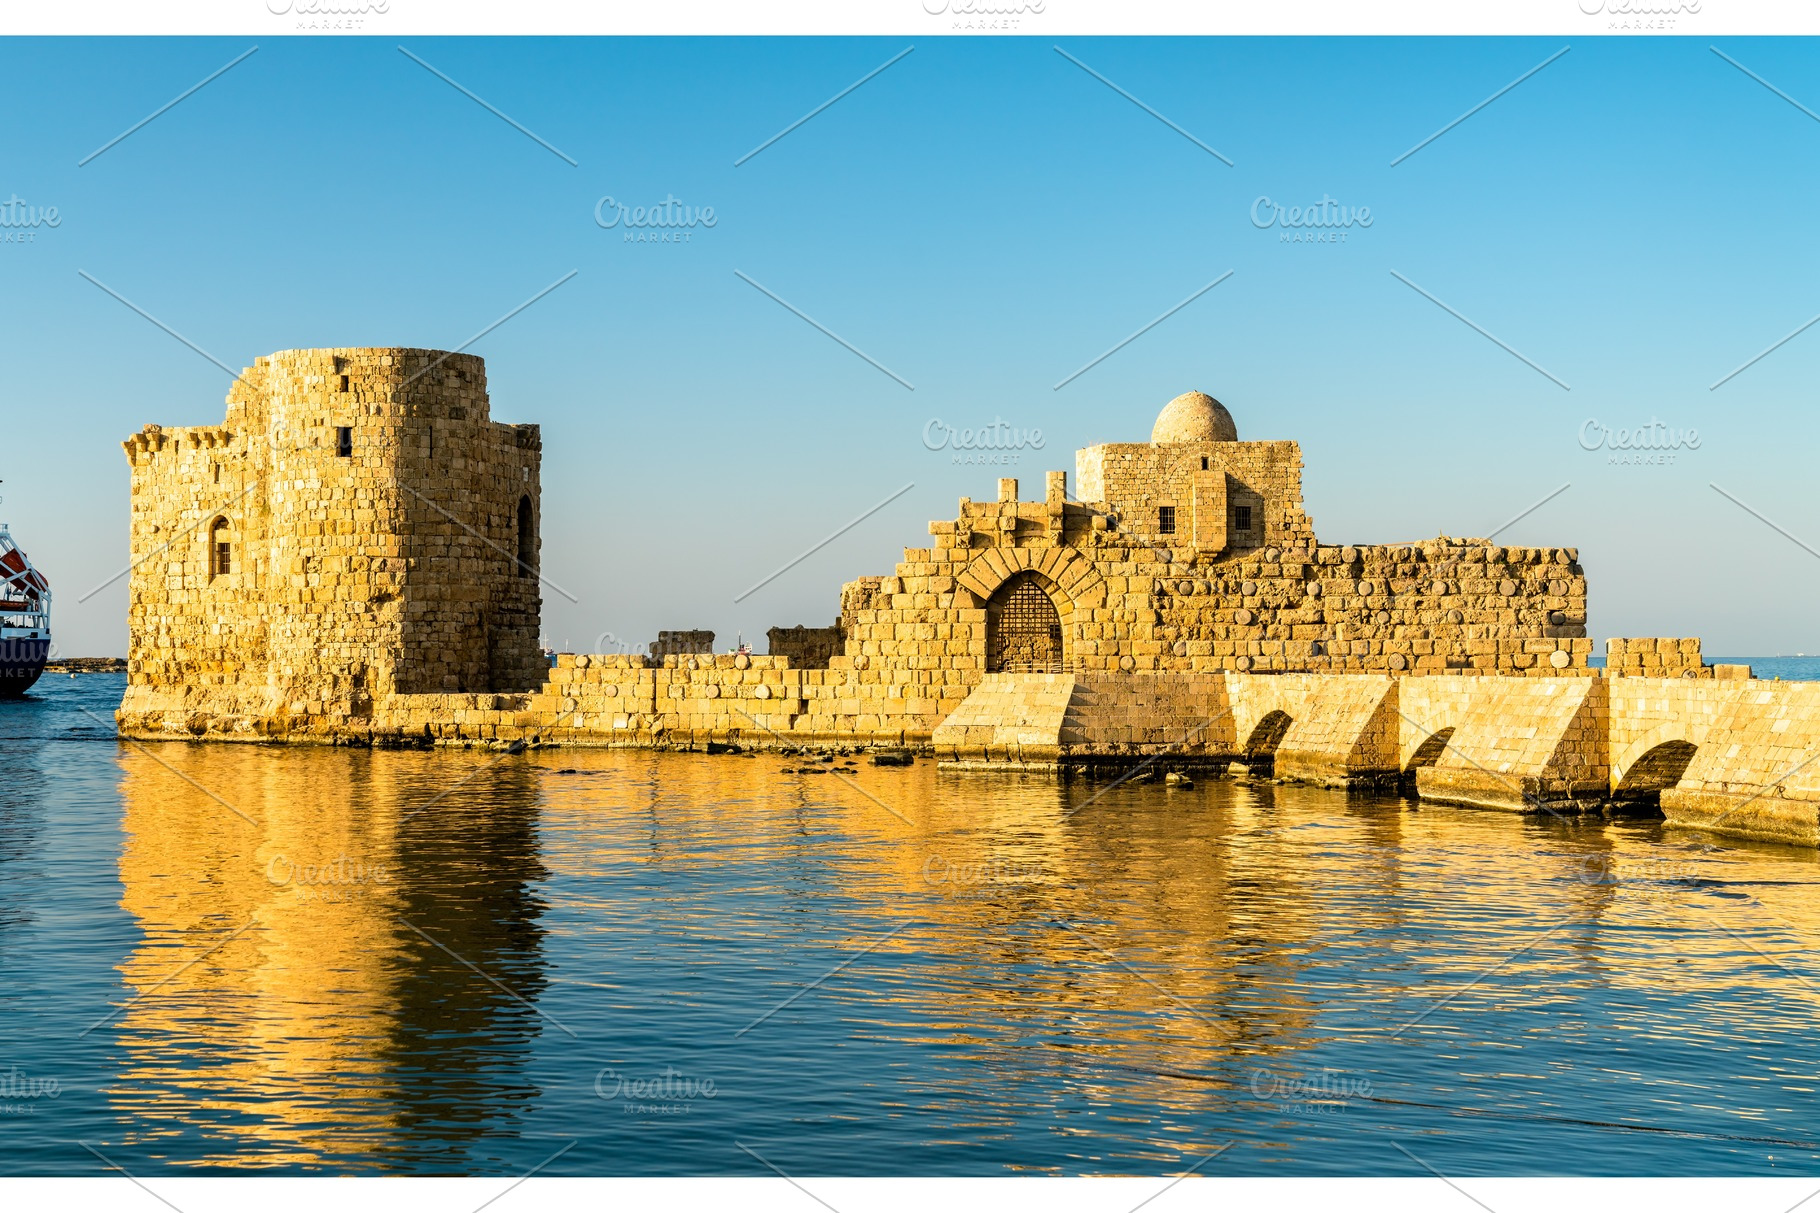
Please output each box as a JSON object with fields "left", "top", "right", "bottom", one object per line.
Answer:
{"left": 119, "top": 348, "right": 542, "bottom": 735}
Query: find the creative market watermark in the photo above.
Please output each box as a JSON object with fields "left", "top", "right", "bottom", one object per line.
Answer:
{"left": 590, "top": 631, "right": 645, "bottom": 657}
{"left": 1250, "top": 1068, "right": 1370, "bottom": 1116}
{"left": 0, "top": 195, "right": 60, "bottom": 244}
{"left": 1251, "top": 195, "right": 1371, "bottom": 246}
{"left": 1578, "top": 417, "right": 1700, "bottom": 467}
{"left": 0, "top": 1066, "right": 60, "bottom": 1115}
{"left": 923, "top": 0, "right": 1044, "bottom": 31}
{"left": 595, "top": 1066, "right": 717, "bottom": 1116}
{"left": 1576, "top": 853, "right": 1705, "bottom": 901}
{"left": 595, "top": 195, "right": 718, "bottom": 244}
{"left": 922, "top": 418, "right": 1045, "bottom": 466}
{"left": 922, "top": 852, "right": 1044, "bottom": 898}
{"left": 266, "top": 0, "right": 389, "bottom": 30}
{"left": 266, "top": 853, "right": 390, "bottom": 903}
{"left": 1579, "top": 0, "right": 1702, "bottom": 32}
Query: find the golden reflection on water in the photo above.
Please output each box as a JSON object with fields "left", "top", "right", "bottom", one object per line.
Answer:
{"left": 106, "top": 743, "right": 1820, "bottom": 1173}
{"left": 113, "top": 746, "right": 546, "bottom": 1170}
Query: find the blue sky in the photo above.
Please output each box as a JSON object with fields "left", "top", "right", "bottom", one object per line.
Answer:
{"left": 7, "top": 36, "right": 1820, "bottom": 658}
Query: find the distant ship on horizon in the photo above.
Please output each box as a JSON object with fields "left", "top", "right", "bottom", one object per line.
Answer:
{"left": 0, "top": 522, "right": 51, "bottom": 696}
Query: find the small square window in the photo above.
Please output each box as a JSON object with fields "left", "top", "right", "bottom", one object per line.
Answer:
{"left": 1235, "top": 505, "right": 1253, "bottom": 532}
{"left": 1158, "top": 505, "right": 1176, "bottom": 534}
{"left": 336, "top": 426, "right": 353, "bottom": 458}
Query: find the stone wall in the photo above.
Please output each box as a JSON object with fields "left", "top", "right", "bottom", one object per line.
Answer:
{"left": 1259, "top": 675, "right": 1400, "bottom": 787}
{"left": 767, "top": 624, "right": 843, "bottom": 668}
{"left": 927, "top": 670, "right": 1820, "bottom": 843}
{"left": 1607, "top": 636, "right": 1706, "bottom": 677}
{"left": 118, "top": 348, "right": 541, "bottom": 734}
{"left": 368, "top": 653, "right": 945, "bottom": 749}
{"left": 649, "top": 630, "right": 714, "bottom": 658}
{"left": 1604, "top": 636, "right": 1750, "bottom": 681}
{"left": 833, "top": 470, "right": 1589, "bottom": 685}
{"left": 1075, "top": 439, "right": 1314, "bottom": 555}
{"left": 1401, "top": 675, "right": 1610, "bottom": 811}
{"left": 823, "top": 392, "right": 1590, "bottom": 684}
{"left": 1613, "top": 676, "right": 1820, "bottom": 845}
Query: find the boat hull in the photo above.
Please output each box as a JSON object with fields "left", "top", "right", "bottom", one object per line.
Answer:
{"left": 0, "top": 636, "right": 50, "bottom": 696}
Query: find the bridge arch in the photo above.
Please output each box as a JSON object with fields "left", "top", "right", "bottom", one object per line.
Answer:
{"left": 1401, "top": 726, "right": 1456, "bottom": 792}
{"left": 1613, "top": 737, "right": 1699, "bottom": 804}
{"left": 1243, "top": 709, "right": 1294, "bottom": 773}
{"left": 1611, "top": 721, "right": 1701, "bottom": 799}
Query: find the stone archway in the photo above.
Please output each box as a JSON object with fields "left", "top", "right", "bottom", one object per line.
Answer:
{"left": 1401, "top": 726, "right": 1456, "bottom": 793}
{"left": 955, "top": 545, "right": 1106, "bottom": 612}
{"left": 1612, "top": 739, "right": 1698, "bottom": 807}
{"left": 1243, "top": 709, "right": 1294, "bottom": 774}
{"left": 987, "top": 572, "right": 1065, "bottom": 672}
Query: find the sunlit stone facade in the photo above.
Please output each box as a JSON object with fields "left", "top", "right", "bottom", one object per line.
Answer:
{"left": 118, "top": 348, "right": 542, "bottom": 737}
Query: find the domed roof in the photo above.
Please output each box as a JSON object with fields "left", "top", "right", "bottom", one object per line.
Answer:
{"left": 1151, "top": 391, "right": 1237, "bottom": 444}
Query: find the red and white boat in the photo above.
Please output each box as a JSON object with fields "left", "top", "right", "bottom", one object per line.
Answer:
{"left": 0, "top": 523, "right": 50, "bottom": 696}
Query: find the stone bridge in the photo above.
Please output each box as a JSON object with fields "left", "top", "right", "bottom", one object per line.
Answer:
{"left": 931, "top": 671, "right": 1820, "bottom": 847}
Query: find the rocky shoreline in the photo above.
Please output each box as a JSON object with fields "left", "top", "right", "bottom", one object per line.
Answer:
{"left": 45, "top": 657, "right": 127, "bottom": 673}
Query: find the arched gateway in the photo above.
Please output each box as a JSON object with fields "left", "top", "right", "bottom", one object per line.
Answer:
{"left": 987, "top": 572, "right": 1064, "bottom": 671}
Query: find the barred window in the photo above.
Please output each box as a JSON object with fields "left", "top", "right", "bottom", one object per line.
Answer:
{"left": 1158, "top": 505, "right": 1176, "bottom": 534}
{"left": 209, "top": 517, "right": 234, "bottom": 579}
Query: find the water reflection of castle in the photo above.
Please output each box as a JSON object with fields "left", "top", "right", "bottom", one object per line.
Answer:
{"left": 102, "top": 745, "right": 1820, "bottom": 1170}
{"left": 109, "top": 747, "right": 548, "bottom": 1170}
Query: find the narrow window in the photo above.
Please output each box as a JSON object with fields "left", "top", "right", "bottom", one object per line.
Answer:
{"left": 1235, "top": 505, "right": 1253, "bottom": 532}
{"left": 336, "top": 426, "right": 353, "bottom": 458}
{"left": 339, "top": 374, "right": 351, "bottom": 393}
{"left": 1200, "top": 456, "right": 1209, "bottom": 470}
{"left": 1158, "top": 505, "right": 1176, "bottom": 535}
{"left": 212, "top": 462, "right": 221, "bottom": 484}
{"left": 209, "top": 517, "right": 233, "bottom": 579}
{"left": 516, "top": 494, "right": 535, "bottom": 577}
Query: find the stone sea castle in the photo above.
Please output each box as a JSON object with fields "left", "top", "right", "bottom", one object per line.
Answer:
{"left": 118, "top": 348, "right": 1820, "bottom": 845}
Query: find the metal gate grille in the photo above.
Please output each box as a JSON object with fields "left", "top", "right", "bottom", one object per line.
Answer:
{"left": 988, "top": 574, "right": 1063, "bottom": 672}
